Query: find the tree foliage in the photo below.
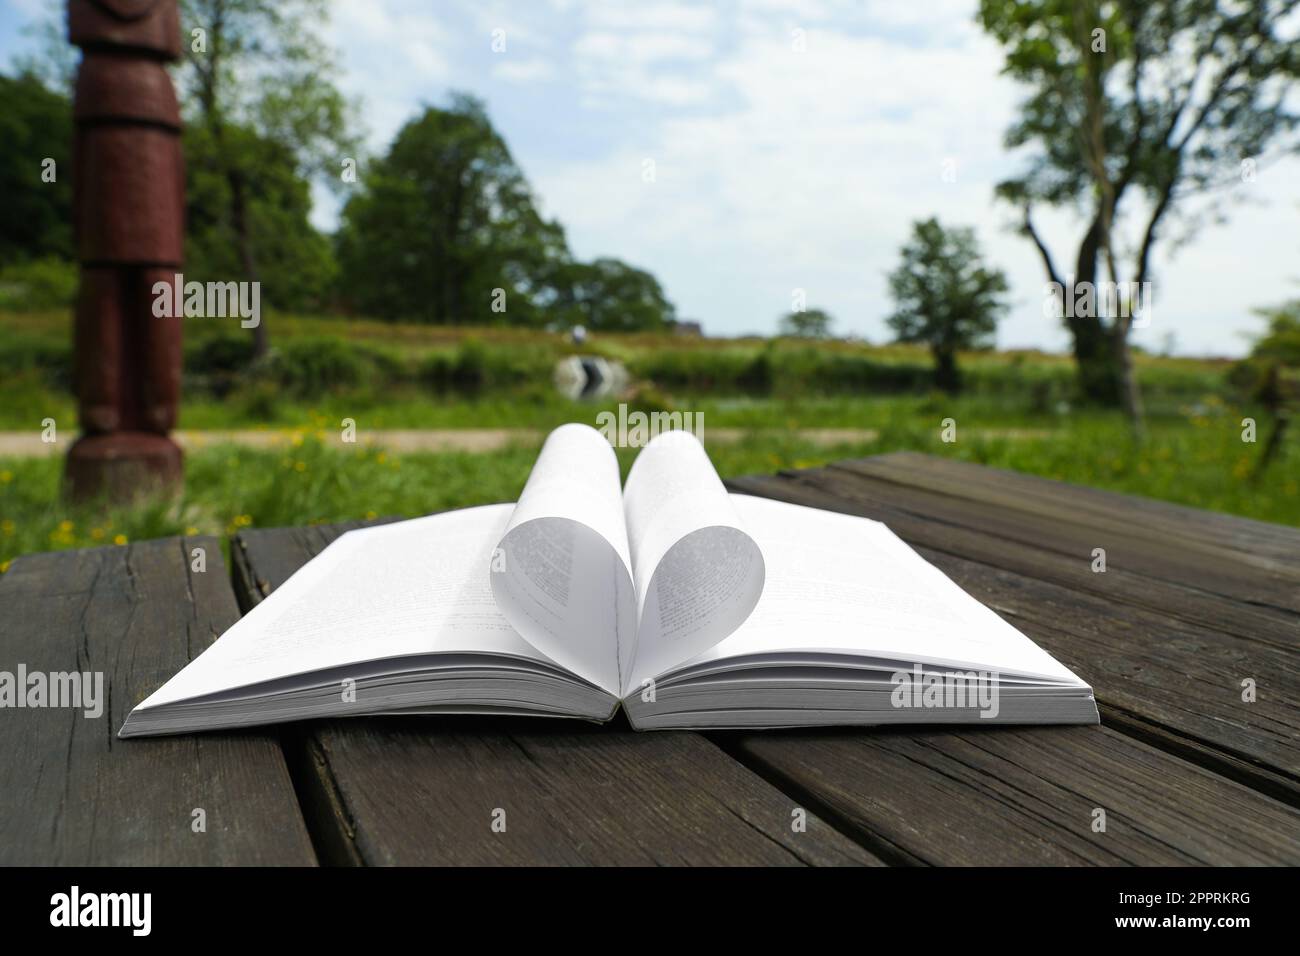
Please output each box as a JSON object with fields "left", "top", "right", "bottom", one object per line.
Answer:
{"left": 779, "top": 308, "right": 834, "bottom": 339}
{"left": 886, "top": 218, "right": 1009, "bottom": 393}
{"left": 979, "top": 0, "right": 1300, "bottom": 415}
{"left": 0, "top": 71, "right": 72, "bottom": 265}
{"left": 184, "top": 122, "right": 337, "bottom": 313}
{"left": 337, "top": 96, "right": 675, "bottom": 330}
{"left": 1230, "top": 299, "right": 1300, "bottom": 477}
{"left": 550, "top": 257, "right": 676, "bottom": 332}
{"left": 336, "top": 96, "right": 564, "bottom": 324}
{"left": 178, "top": 0, "right": 358, "bottom": 352}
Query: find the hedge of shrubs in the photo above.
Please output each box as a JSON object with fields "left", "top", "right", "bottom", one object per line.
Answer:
{"left": 1, "top": 329, "right": 1221, "bottom": 403}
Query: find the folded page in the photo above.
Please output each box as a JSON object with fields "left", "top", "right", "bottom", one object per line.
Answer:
{"left": 490, "top": 423, "right": 635, "bottom": 695}
{"left": 622, "top": 431, "right": 765, "bottom": 695}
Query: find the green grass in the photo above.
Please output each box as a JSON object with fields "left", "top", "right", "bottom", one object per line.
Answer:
{"left": 2, "top": 403, "right": 1294, "bottom": 574}
{"left": 1, "top": 307, "right": 1293, "bottom": 573}
{"left": 0, "top": 433, "right": 872, "bottom": 571}
{"left": 0, "top": 375, "right": 1236, "bottom": 433}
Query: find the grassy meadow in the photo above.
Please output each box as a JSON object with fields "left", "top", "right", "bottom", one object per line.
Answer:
{"left": 0, "top": 308, "right": 1294, "bottom": 572}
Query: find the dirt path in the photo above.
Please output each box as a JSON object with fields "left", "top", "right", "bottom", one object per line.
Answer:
{"left": 0, "top": 427, "right": 896, "bottom": 457}
{"left": 0, "top": 426, "right": 1061, "bottom": 458}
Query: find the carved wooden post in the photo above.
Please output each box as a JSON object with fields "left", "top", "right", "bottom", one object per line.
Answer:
{"left": 65, "top": 0, "right": 184, "bottom": 501}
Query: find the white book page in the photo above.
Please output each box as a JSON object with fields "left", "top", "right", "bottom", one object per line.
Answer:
{"left": 491, "top": 424, "right": 634, "bottom": 695}
{"left": 622, "top": 431, "right": 765, "bottom": 694}
{"left": 673, "top": 494, "right": 1085, "bottom": 684}
{"left": 134, "top": 504, "right": 559, "bottom": 711}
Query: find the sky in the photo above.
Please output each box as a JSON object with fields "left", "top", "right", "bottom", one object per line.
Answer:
{"left": 3, "top": 0, "right": 1298, "bottom": 357}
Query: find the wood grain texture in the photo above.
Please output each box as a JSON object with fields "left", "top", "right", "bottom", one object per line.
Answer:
{"left": 728, "top": 467, "right": 1300, "bottom": 802}
{"left": 731, "top": 725, "right": 1300, "bottom": 865}
{"left": 863, "top": 451, "right": 1300, "bottom": 566}
{"left": 0, "top": 537, "right": 315, "bottom": 865}
{"left": 232, "top": 523, "right": 879, "bottom": 866}
{"left": 838, "top": 453, "right": 1300, "bottom": 611}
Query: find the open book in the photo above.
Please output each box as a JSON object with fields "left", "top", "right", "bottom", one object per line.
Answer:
{"left": 120, "top": 425, "right": 1098, "bottom": 737}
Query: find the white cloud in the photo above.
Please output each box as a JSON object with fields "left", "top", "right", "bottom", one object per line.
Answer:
{"left": 327, "top": 0, "right": 454, "bottom": 151}
{"left": 581, "top": 1, "right": 719, "bottom": 33}
{"left": 493, "top": 58, "right": 556, "bottom": 83}
{"left": 557, "top": 0, "right": 726, "bottom": 107}
{"left": 537, "top": 8, "right": 1034, "bottom": 340}
{"left": 332, "top": 0, "right": 451, "bottom": 80}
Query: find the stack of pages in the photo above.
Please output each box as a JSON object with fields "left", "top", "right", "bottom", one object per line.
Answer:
{"left": 121, "top": 424, "right": 1098, "bottom": 737}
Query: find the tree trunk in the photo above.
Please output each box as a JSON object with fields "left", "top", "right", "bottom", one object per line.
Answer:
{"left": 1069, "top": 317, "right": 1122, "bottom": 405}
{"left": 206, "top": 100, "right": 268, "bottom": 360}
{"left": 1251, "top": 363, "right": 1291, "bottom": 480}
{"left": 1252, "top": 413, "right": 1289, "bottom": 481}
{"left": 1022, "top": 208, "right": 1125, "bottom": 407}
{"left": 933, "top": 347, "right": 961, "bottom": 394}
{"left": 1068, "top": 218, "right": 1124, "bottom": 406}
{"left": 1112, "top": 321, "right": 1145, "bottom": 441}
{"left": 227, "top": 166, "right": 267, "bottom": 359}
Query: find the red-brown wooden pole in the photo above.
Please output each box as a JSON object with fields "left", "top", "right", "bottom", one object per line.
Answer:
{"left": 65, "top": 0, "right": 184, "bottom": 501}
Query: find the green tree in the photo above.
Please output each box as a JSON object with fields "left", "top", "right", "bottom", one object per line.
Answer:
{"left": 337, "top": 96, "right": 571, "bottom": 325}
{"left": 1231, "top": 300, "right": 1300, "bottom": 477}
{"left": 9, "top": 3, "right": 343, "bottom": 322}
{"left": 179, "top": 0, "right": 357, "bottom": 356}
{"left": 0, "top": 71, "right": 72, "bottom": 265}
{"left": 1250, "top": 301, "right": 1300, "bottom": 367}
{"left": 550, "top": 257, "right": 676, "bottom": 332}
{"left": 886, "top": 218, "right": 1009, "bottom": 394}
{"left": 979, "top": 0, "right": 1300, "bottom": 425}
{"left": 184, "top": 123, "right": 337, "bottom": 313}
{"left": 779, "top": 308, "right": 834, "bottom": 339}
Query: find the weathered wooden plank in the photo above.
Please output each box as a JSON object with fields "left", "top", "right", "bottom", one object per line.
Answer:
{"left": 916, "top": 550, "right": 1300, "bottom": 792}
{"left": 863, "top": 450, "right": 1300, "bottom": 566}
{"left": 728, "top": 469, "right": 1300, "bottom": 803}
{"left": 0, "top": 537, "right": 316, "bottom": 865}
{"left": 294, "top": 716, "right": 876, "bottom": 866}
{"left": 232, "top": 523, "right": 879, "bottom": 866}
{"left": 731, "top": 725, "right": 1300, "bottom": 865}
{"left": 839, "top": 453, "right": 1300, "bottom": 602}
{"left": 821, "top": 459, "right": 1300, "bottom": 614}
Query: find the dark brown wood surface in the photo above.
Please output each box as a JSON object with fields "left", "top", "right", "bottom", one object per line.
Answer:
{"left": 0, "top": 536, "right": 315, "bottom": 865}
{"left": 3, "top": 452, "right": 1296, "bottom": 865}
{"left": 728, "top": 726, "right": 1300, "bottom": 865}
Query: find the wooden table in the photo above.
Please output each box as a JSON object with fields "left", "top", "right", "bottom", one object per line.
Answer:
{"left": 2, "top": 452, "right": 1297, "bottom": 865}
